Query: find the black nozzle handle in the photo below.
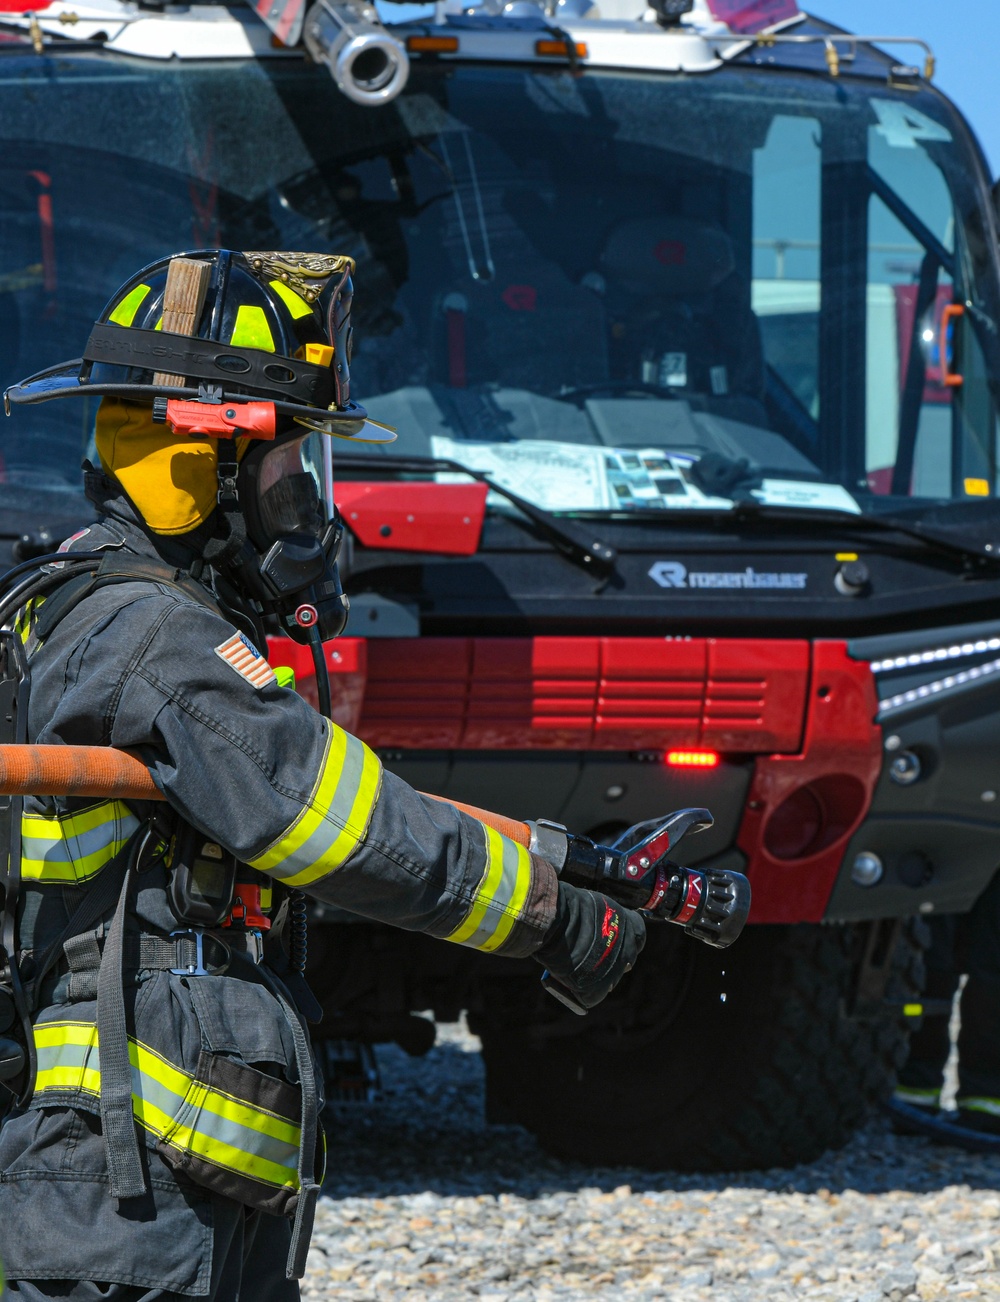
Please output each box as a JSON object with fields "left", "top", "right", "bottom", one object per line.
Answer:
{"left": 613, "top": 807, "right": 714, "bottom": 874}
{"left": 540, "top": 970, "right": 588, "bottom": 1016}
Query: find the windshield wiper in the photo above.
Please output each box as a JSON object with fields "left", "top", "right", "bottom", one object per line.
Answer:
{"left": 734, "top": 503, "right": 1000, "bottom": 569}
{"left": 717, "top": 502, "right": 999, "bottom": 571}
{"left": 333, "top": 452, "right": 617, "bottom": 576}
{"left": 585, "top": 500, "right": 1000, "bottom": 570}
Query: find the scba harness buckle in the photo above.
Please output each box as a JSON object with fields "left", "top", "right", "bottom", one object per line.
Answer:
{"left": 168, "top": 928, "right": 214, "bottom": 977}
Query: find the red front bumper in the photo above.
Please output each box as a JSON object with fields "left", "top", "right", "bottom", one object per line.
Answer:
{"left": 269, "top": 635, "right": 881, "bottom": 923}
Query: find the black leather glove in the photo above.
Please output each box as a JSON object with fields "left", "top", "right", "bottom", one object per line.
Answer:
{"left": 534, "top": 881, "right": 646, "bottom": 1010}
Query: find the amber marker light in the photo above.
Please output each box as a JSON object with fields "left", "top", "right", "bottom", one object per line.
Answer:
{"left": 406, "top": 35, "right": 460, "bottom": 53}
{"left": 535, "top": 39, "right": 588, "bottom": 57}
{"left": 666, "top": 750, "right": 720, "bottom": 768}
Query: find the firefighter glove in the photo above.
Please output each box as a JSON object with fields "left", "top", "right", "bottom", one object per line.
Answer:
{"left": 534, "top": 881, "right": 646, "bottom": 1009}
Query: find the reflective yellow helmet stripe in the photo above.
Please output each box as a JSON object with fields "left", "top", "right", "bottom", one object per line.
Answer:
{"left": 33, "top": 1021, "right": 301, "bottom": 1192}
{"left": 21, "top": 800, "right": 141, "bottom": 883}
{"left": 108, "top": 283, "right": 151, "bottom": 328}
{"left": 229, "top": 305, "right": 275, "bottom": 352}
{"left": 444, "top": 824, "right": 533, "bottom": 952}
{"left": 248, "top": 726, "right": 382, "bottom": 887}
{"left": 269, "top": 279, "right": 314, "bottom": 320}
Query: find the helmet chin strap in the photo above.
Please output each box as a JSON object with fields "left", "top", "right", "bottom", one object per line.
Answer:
{"left": 202, "top": 436, "right": 248, "bottom": 571}
{"left": 202, "top": 509, "right": 247, "bottom": 572}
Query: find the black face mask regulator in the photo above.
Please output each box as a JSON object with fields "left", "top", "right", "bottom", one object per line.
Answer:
{"left": 226, "top": 433, "right": 349, "bottom": 717}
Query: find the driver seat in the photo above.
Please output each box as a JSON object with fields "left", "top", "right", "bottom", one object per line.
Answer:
{"left": 600, "top": 216, "right": 767, "bottom": 426}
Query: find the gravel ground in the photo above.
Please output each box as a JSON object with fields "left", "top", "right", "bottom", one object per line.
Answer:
{"left": 305, "top": 1019, "right": 1000, "bottom": 1302}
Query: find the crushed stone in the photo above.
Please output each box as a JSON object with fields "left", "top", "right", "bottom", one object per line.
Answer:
{"left": 304, "top": 1019, "right": 1000, "bottom": 1301}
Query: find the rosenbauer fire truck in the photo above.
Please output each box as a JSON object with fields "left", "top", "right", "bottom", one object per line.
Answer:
{"left": 0, "top": 0, "right": 999, "bottom": 1170}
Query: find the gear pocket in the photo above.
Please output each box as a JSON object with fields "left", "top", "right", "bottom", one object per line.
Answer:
{"left": 154, "top": 974, "right": 311, "bottom": 1217}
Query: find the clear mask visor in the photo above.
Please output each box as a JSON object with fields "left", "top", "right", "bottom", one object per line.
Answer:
{"left": 256, "top": 432, "right": 333, "bottom": 541}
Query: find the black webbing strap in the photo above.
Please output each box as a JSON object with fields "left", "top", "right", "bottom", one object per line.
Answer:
{"left": 245, "top": 961, "right": 321, "bottom": 1279}
{"left": 22, "top": 839, "right": 138, "bottom": 1014}
{"left": 83, "top": 323, "right": 334, "bottom": 410}
{"left": 31, "top": 573, "right": 100, "bottom": 644}
{"left": 97, "top": 832, "right": 150, "bottom": 1201}
{"left": 276, "top": 980, "right": 321, "bottom": 1280}
{"left": 30, "top": 553, "right": 220, "bottom": 651}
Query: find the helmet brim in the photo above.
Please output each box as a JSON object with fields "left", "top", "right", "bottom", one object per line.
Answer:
{"left": 3, "top": 359, "right": 388, "bottom": 441}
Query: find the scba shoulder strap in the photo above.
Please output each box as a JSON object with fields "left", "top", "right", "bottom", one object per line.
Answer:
{"left": 31, "top": 551, "right": 221, "bottom": 645}
{"left": 0, "top": 551, "right": 216, "bottom": 1111}
{"left": 0, "top": 625, "right": 30, "bottom": 1108}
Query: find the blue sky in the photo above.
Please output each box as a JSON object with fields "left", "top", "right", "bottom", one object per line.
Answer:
{"left": 822, "top": 2, "right": 1000, "bottom": 175}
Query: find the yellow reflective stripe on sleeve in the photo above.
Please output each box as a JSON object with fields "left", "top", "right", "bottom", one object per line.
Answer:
{"left": 33, "top": 1021, "right": 301, "bottom": 1193}
{"left": 108, "top": 283, "right": 151, "bottom": 327}
{"left": 269, "top": 279, "right": 313, "bottom": 319}
{"left": 480, "top": 838, "right": 532, "bottom": 953}
{"left": 21, "top": 800, "right": 140, "bottom": 883}
{"left": 248, "top": 726, "right": 382, "bottom": 887}
{"left": 445, "top": 824, "right": 533, "bottom": 952}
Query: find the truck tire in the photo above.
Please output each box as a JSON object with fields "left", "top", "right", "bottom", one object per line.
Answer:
{"left": 475, "top": 920, "right": 924, "bottom": 1171}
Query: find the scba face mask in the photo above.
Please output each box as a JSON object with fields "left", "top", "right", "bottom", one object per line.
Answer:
{"left": 237, "top": 432, "right": 350, "bottom": 645}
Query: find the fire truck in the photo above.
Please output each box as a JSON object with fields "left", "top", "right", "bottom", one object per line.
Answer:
{"left": 1, "top": 0, "right": 999, "bottom": 1170}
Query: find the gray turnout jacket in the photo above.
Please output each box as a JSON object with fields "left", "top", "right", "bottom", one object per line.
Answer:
{"left": 0, "top": 495, "right": 557, "bottom": 1294}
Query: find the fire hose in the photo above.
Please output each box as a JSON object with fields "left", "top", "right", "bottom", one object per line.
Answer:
{"left": 0, "top": 744, "right": 751, "bottom": 1014}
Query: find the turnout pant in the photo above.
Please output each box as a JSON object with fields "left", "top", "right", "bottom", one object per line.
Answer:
{"left": 898, "top": 869, "right": 1000, "bottom": 1115}
{"left": 0, "top": 1105, "right": 299, "bottom": 1301}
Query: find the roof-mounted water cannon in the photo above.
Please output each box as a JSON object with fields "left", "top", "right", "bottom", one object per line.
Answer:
{"left": 649, "top": 0, "right": 693, "bottom": 26}
{"left": 302, "top": 0, "right": 410, "bottom": 105}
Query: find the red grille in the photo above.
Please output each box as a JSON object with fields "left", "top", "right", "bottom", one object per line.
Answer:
{"left": 270, "top": 635, "right": 810, "bottom": 752}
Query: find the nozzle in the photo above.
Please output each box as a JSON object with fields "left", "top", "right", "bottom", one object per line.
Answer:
{"left": 669, "top": 866, "right": 751, "bottom": 949}
{"left": 304, "top": 0, "right": 410, "bottom": 106}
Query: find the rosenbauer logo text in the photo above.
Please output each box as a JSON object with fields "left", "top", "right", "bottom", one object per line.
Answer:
{"left": 648, "top": 561, "right": 808, "bottom": 590}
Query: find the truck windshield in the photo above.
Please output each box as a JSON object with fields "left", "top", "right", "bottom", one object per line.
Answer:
{"left": 1, "top": 53, "right": 998, "bottom": 523}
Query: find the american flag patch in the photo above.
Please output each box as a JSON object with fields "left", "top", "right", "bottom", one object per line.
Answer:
{"left": 214, "top": 632, "right": 277, "bottom": 690}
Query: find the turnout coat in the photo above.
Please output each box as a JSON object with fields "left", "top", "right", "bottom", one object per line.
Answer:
{"left": 0, "top": 494, "right": 556, "bottom": 1296}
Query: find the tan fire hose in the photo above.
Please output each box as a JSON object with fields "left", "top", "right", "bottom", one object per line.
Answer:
{"left": 0, "top": 744, "right": 534, "bottom": 850}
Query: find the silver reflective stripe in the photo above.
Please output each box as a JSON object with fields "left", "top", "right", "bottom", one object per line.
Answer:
{"left": 444, "top": 824, "right": 532, "bottom": 953}
{"left": 22, "top": 800, "right": 140, "bottom": 883}
{"left": 956, "top": 1095, "right": 1000, "bottom": 1117}
{"left": 249, "top": 726, "right": 381, "bottom": 888}
{"left": 33, "top": 1022, "right": 300, "bottom": 1191}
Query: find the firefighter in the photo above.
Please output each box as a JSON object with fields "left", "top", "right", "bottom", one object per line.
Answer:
{"left": 0, "top": 250, "right": 647, "bottom": 1299}
{"left": 894, "top": 871, "right": 1000, "bottom": 1141}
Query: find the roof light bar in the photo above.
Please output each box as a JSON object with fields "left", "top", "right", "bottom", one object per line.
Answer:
{"left": 535, "top": 38, "right": 588, "bottom": 58}
{"left": 407, "top": 34, "right": 459, "bottom": 53}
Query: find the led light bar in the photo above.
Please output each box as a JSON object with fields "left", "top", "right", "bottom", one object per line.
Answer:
{"left": 871, "top": 637, "right": 1000, "bottom": 676}
{"left": 666, "top": 750, "right": 720, "bottom": 768}
{"left": 878, "top": 657, "right": 1000, "bottom": 715}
